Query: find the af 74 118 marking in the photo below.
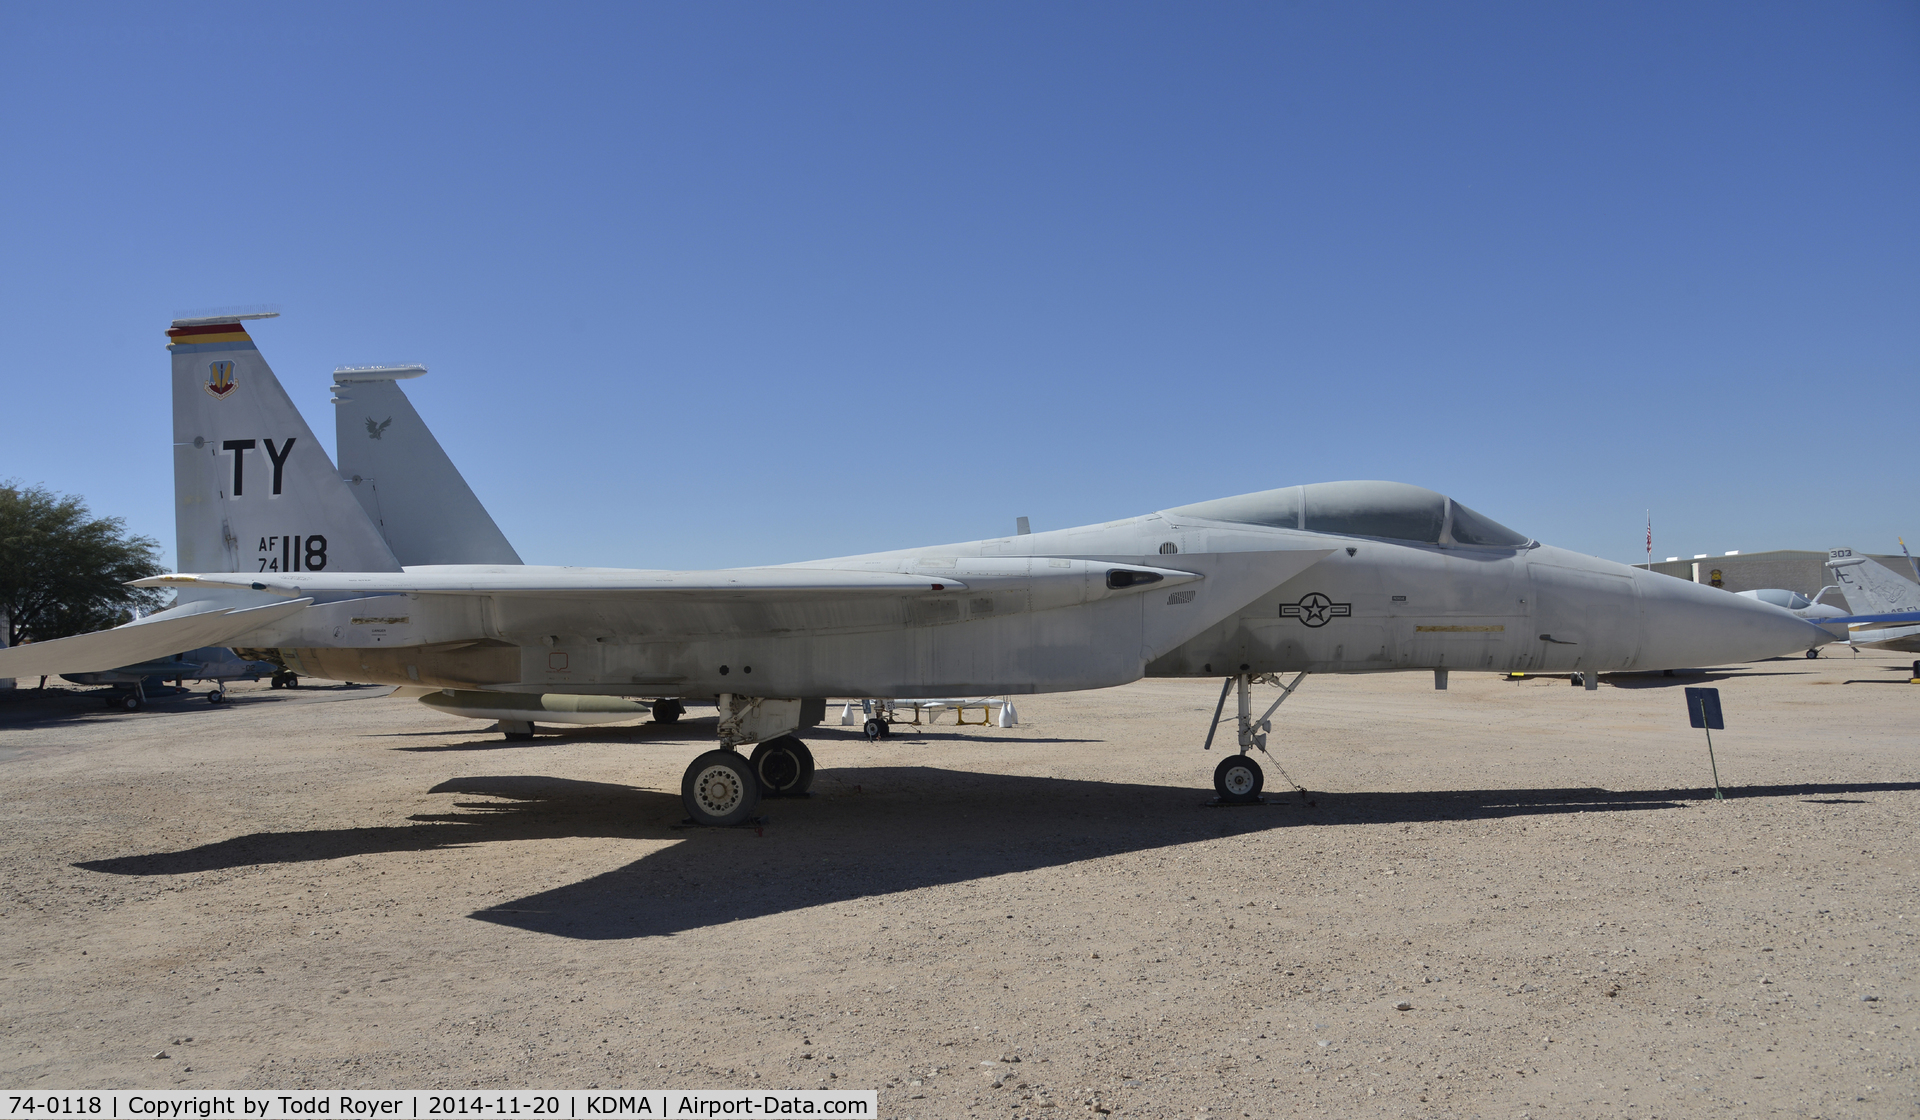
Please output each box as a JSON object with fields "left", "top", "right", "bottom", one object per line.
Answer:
{"left": 255, "top": 534, "right": 329, "bottom": 572}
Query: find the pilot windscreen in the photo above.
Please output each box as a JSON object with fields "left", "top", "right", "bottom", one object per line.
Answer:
{"left": 1446, "top": 500, "right": 1530, "bottom": 547}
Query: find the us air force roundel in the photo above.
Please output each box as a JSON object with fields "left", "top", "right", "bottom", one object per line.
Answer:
{"left": 1280, "top": 592, "right": 1351, "bottom": 627}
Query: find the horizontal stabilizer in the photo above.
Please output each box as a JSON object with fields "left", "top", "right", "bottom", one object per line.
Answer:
{"left": 0, "top": 599, "right": 311, "bottom": 677}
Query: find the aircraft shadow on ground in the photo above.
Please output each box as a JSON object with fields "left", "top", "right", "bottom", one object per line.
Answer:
{"left": 71, "top": 768, "right": 1920, "bottom": 941}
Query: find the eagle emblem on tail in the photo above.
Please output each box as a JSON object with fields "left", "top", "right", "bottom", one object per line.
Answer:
{"left": 366, "top": 416, "right": 392, "bottom": 439}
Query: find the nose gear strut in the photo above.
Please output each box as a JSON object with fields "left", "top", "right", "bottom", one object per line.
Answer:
{"left": 1203, "top": 672, "right": 1311, "bottom": 804}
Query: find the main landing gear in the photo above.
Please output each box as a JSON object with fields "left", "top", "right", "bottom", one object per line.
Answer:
{"left": 683, "top": 750, "right": 760, "bottom": 827}
{"left": 679, "top": 738, "right": 818, "bottom": 827}
{"left": 108, "top": 681, "right": 150, "bottom": 711}
{"left": 750, "top": 735, "right": 816, "bottom": 798}
{"left": 678, "top": 695, "right": 818, "bottom": 827}
{"left": 1203, "top": 671, "right": 1309, "bottom": 804}
{"left": 652, "top": 699, "right": 685, "bottom": 724}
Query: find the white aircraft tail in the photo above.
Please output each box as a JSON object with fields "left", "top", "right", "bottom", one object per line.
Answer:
{"left": 1826, "top": 548, "right": 1920, "bottom": 616}
{"left": 170, "top": 315, "right": 400, "bottom": 575}
{"left": 331, "top": 366, "right": 523, "bottom": 566}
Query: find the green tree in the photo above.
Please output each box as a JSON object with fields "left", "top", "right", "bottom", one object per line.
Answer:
{"left": 0, "top": 481, "right": 168, "bottom": 648}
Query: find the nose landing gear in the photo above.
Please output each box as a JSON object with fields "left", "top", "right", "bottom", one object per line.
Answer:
{"left": 1204, "top": 672, "right": 1309, "bottom": 804}
{"left": 1213, "top": 753, "right": 1265, "bottom": 803}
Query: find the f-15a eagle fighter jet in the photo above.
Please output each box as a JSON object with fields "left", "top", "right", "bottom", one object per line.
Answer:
{"left": 0, "top": 314, "right": 1832, "bottom": 826}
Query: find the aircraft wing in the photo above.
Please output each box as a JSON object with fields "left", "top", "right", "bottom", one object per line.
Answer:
{"left": 136, "top": 567, "right": 986, "bottom": 599}
{"left": 139, "top": 561, "right": 1225, "bottom": 599}
{"left": 0, "top": 599, "right": 313, "bottom": 677}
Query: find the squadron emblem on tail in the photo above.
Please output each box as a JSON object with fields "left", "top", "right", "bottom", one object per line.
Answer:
{"left": 205, "top": 360, "right": 236, "bottom": 399}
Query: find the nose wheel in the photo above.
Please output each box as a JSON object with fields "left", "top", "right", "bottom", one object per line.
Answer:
{"left": 1213, "top": 753, "right": 1265, "bottom": 803}
{"left": 681, "top": 749, "right": 762, "bottom": 827}
{"left": 1203, "top": 672, "right": 1310, "bottom": 805}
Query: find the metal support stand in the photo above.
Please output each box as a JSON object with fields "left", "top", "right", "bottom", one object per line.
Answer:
{"left": 1694, "top": 693, "right": 1724, "bottom": 801}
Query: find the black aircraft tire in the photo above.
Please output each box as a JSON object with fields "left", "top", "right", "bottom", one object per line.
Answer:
{"left": 750, "top": 735, "right": 815, "bottom": 798}
{"left": 653, "top": 700, "right": 684, "bottom": 725}
{"left": 1213, "top": 754, "right": 1264, "bottom": 803}
{"left": 682, "top": 750, "right": 761, "bottom": 827}
{"left": 862, "top": 717, "right": 885, "bottom": 741}
{"left": 1806, "top": 649, "right": 1819, "bottom": 659}
{"left": 118, "top": 694, "right": 142, "bottom": 712}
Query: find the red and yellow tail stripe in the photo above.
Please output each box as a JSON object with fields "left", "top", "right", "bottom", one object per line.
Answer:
{"left": 167, "top": 322, "right": 256, "bottom": 352}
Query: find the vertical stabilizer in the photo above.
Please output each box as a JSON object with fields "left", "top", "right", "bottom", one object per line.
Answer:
{"left": 170, "top": 316, "right": 401, "bottom": 574}
{"left": 1827, "top": 549, "right": 1920, "bottom": 616}
{"left": 332, "top": 366, "right": 523, "bottom": 566}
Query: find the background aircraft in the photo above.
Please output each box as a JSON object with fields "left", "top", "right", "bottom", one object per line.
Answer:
{"left": 63, "top": 645, "right": 279, "bottom": 709}
{"left": 1733, "top": 588, "right": 1850, "bottom": 655}
{"left": 1823, "top": 548, "right": 1920, "bottom": 653}
{"left": 0, "top": 316, "right": 1832, "bottom": 827}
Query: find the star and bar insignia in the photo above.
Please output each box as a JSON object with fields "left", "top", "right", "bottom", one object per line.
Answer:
{"left": 1280, "top": 592, "right": 1351, "bottom": 627}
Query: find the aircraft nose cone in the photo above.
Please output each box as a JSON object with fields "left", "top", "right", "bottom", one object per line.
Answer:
{"left": 1634, "top": 572, "right": 1836, "bottom": 668}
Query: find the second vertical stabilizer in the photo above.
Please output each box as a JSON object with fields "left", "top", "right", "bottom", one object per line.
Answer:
{"left": 332, "top": 366, "right": 523, "bottom": 567}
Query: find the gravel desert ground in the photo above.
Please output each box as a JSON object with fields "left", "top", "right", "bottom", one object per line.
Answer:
{"left": 1, "top": 654, "right": 1914, "bottom": 1118}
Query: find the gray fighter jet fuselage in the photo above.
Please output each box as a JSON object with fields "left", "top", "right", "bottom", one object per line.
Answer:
{"left": 154, "top": 486, "right": 1819, "bottom": 701}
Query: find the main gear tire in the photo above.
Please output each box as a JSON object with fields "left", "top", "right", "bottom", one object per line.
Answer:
{"left": 682, "top": 750, "right": 761, "bottom": 827}
{"left": 750, "top": 735, "right": 816, "bottom": 797}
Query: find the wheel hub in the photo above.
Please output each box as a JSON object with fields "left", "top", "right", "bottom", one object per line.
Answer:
{"left": 695, "top": 767, "right": 744, "bottom": 813}
{"left": 1223, "top": 764, "right": 1256, "bottom": 796}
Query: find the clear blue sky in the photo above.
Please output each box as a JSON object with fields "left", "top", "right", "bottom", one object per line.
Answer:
{"left": 3, "top": 3, "right": 1914, "bottom": 573}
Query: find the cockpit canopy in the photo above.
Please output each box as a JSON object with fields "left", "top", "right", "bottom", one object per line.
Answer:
{"left": 1166, "top": 481, "right": 1531, "bottom": 548}
{"left": 1743, "top": 588, "right": 1812, "bottom": 610}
